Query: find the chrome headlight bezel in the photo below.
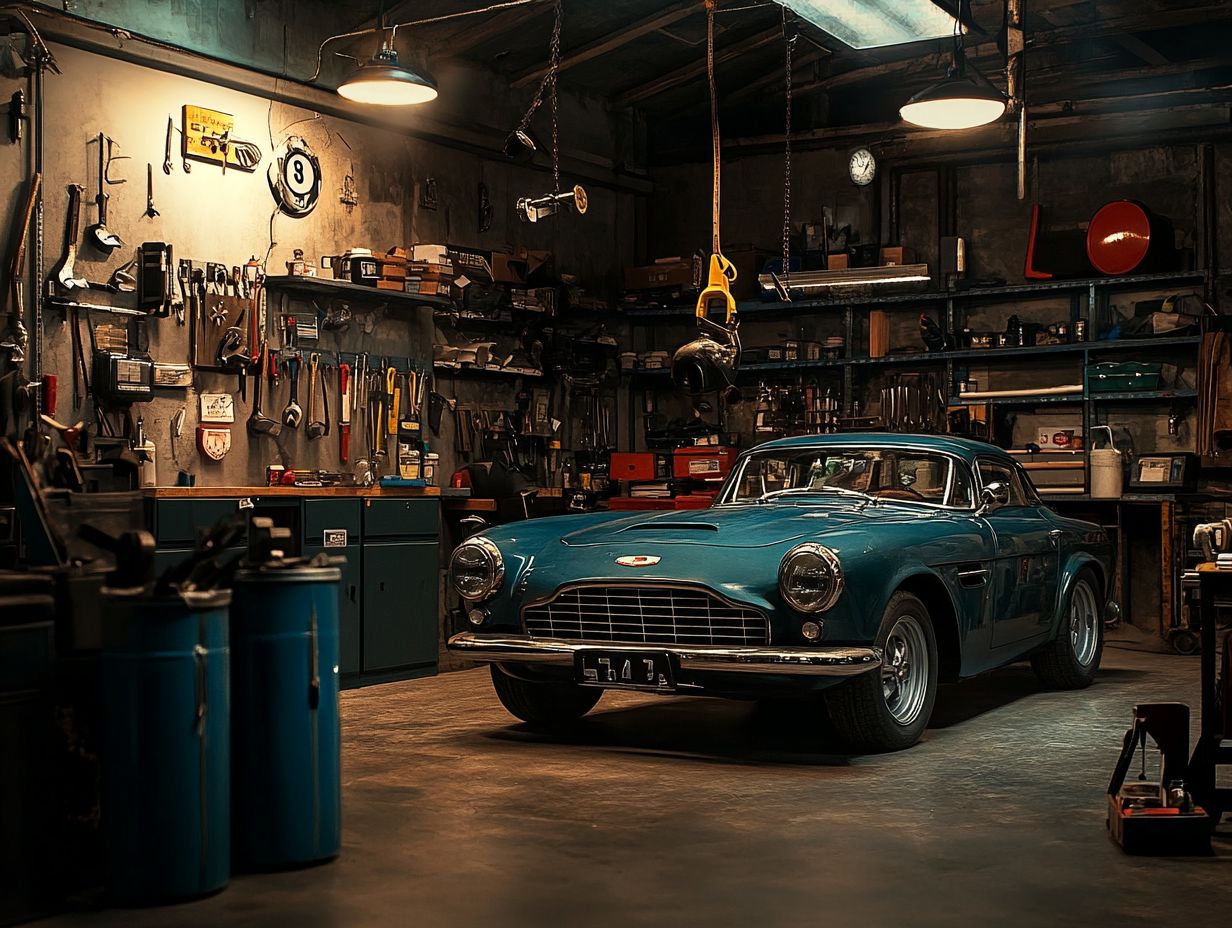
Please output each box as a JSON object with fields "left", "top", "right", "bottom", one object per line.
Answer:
{"left": 450, "top": 536, "right": 505, "bottom": 603}
{"left": 778, "top": 543, "right": 844, "bottom": 613}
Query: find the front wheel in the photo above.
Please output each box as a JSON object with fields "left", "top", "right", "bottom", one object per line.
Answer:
{"left": 1031, "top": 571, "right": 1103, "bottom": 689}
{"left": 825, "top": 591, "right": 939, "bottom": 752}
{"left": 489, "top": 664, "right": 602, "bottom": 729}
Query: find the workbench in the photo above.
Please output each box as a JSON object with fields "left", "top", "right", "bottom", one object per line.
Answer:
{"left": 144, "top": 486, "right": 441, "bottom": 688}
{"left": 1049, "top": 492, "right": 1230, "bottom": 648}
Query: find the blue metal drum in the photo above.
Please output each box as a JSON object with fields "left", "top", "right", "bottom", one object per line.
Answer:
{"left": 0, "top": 572, "right": 56, "bottom": 924}
{"left": 101, "top": 588, "right": 231, "bottom": 903}
{"left": 230, "top": 564, "right": 342, "bottom": 870}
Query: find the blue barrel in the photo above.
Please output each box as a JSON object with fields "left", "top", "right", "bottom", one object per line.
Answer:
{"left": 0, "top": 572, "right": 56, "bottom": 924}
{"left": 101, "top": 588, "right": 231, "bottom": 903}
{"left": 231, "top": 564, "right": 342, "bottom": 870}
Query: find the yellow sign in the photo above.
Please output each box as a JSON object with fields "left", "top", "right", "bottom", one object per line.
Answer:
{"left": 182, "top": 104, "right": 244, "bottom": 169}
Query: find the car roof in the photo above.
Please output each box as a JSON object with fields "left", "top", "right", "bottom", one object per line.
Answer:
{"left": 750, "top": 432, "right": 1016, "bottom": 466}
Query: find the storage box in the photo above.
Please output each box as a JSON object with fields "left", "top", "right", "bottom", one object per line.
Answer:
{"left": 1089, "top": 361, "right": 1163, "bottom": 392}
{"left": 879, "top": 246, "right": 914, "bottom": 267}
{"left": 492, "top": 248, "right": 551, "bottom": 286}
{"left": 827, "top": 253, "right": 849, "bottom": 271}
{"left": 624, "top": 255, "right": 703, "bottom": 292}
{"left": 610, "top": 452, "right": 663, "bottom": 482}
{"left": 869, "top": 310, "right": 890, "bottom": 358}
{"left": 672, "top": 446, "right": 738, "bottom": 481}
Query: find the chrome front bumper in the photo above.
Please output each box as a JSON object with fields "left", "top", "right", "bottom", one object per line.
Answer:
{"left": 447, "top": 633, "right": 883, "bottom": 677}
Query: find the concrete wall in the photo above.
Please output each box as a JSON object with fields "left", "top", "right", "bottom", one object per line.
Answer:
{"left": 2, "top": 24, "right": 637, "bottom": 487}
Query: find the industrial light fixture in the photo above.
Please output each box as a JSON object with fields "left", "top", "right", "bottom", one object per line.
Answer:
{"left": 778, "top": 0, "right": 957, "bottom": 49}
{"left": 336, "top": 38, "right": 437, "bottom": 106}
{"left": 899, "top": 0, "right": 1005, "bottom": 130}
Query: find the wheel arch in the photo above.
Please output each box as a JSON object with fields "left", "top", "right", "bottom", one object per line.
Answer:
{"left": 894, "top": 571, "right": 962, "bottom": 684}
{"left": 1051, "top": 554, "right": 1106, "bottom": 639}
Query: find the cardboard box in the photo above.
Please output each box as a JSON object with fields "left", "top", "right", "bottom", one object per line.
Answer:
{"left": 446, "top": 244, "right": 493, "bottom": 282}
{"left": 492, "top": 247, "right": 552, "bottom": 286}
{"left": 624, "top": 255, "right": 702, "bottom": 292}
{"left": 879, "top": 246, "right": 914, "bottom": 267}
{"left": 412, "top": 243, "right": 449, "bottom": 264}
{"left": 869, "top": 310, "right": 890, "bottom": 358}
{"left": 827, "top": 253, "right": 849, "bottom": 270}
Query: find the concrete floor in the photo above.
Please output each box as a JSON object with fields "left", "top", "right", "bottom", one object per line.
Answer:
{"left": 44, "top": 646, "right": 1231, "bottom": 928}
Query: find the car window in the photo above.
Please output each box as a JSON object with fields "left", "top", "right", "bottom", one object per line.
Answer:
{"left": 948, "top": 462, "right": 974, "bottom": 508}
{"left": 977, "top": 460, "right": 1027, "bottom": 508}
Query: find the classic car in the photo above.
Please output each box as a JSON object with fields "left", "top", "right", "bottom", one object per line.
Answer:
{"left": 447, "top": 434, "right": 1116, "bottom": 751}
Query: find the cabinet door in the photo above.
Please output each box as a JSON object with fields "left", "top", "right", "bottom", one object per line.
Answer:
{"left": 362, "top": 541, "right": 438, "bottom": 673}
{"left": 305, "top": 544, "right": 362, "bottom": 676}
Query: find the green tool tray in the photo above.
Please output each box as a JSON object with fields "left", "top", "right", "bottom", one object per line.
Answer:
{"left": 1089, "top": 361, "right": 1163, "bottom": 392}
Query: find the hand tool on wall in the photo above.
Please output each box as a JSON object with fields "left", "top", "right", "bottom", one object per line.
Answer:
{"left": 282, "top": 353, "right": 303, "bottom": 429}
{"left": 386, "top": 366, "right": 400, "bottom": 436}
{"left": 144, "top": 164, "right": 159, "bottom": 218}
{"left": 163, "top": 116, "right": 175, "bottom": 174}
{"left": 248, "top": 344, "right": 281, "bottom": 437}
{"left": 54, "top": 184, "right": 88, "bottom": 290}
{"left": 88, "top": 133, "right": 123, "bottom": 254}
{"left": 338, "top": 361, "right": 351, "bottom": 464}
{"left": 306, "top": 352, "right": 326, "bottom": 440}
{"left": 3, "top": 173, "right": 40, "bottom": 365}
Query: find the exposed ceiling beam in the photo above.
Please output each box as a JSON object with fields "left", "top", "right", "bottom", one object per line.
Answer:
{"left": 1110, "top": 31, "right": 1169, "bottom": 66}
{"left": 615, "top": 25, "right": 782, "bottom": 107}
{"left": 510, "top": 0, "right": 700, "bottom": 88}
{"left": 440, "top": 3, "right": 553, "bottom": 57}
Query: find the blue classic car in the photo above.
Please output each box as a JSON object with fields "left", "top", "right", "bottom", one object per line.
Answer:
{"left": 447, "top": 434, "right": 1116, "bottom": 751}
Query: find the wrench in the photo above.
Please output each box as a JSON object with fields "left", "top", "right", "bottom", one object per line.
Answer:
{"left": 145, "top": 163, "right": 159, "bottom": 218}
{"left": 163, "top": 116, "right": 174, "bottom": 174}
{"left": 54, "top": 184, "right": 88, "bottom": 290}
{"left": 283, "top": 354, "right": 303, "bottom": 429}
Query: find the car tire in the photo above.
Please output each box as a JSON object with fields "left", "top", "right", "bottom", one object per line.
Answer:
{"left": 489, "top": 665, "right": 603, "bottom": 729}
{"left": 825, "top": 591, "right": 939, "bottom": 752}
{"left": 1031, "top": 570, "right": 1104, "bottom": 689}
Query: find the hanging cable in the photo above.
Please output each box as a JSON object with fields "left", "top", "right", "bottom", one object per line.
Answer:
{"left": 781, "top": 6, "right": 796, "bottom": 288}
{"left": 706, "top": 0, "right": 721, "bottom": 255}
{"left": 512, "top": 0, "right": 562, "bottom": 191}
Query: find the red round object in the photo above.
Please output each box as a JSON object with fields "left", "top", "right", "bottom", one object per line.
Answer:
{"left": 1086, "top": 200, "right": 1152, "bottom": 276}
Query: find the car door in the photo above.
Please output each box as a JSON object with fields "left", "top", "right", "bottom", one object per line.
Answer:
{"left": 977, "top": 459, "right": 1060, "bottom": 648}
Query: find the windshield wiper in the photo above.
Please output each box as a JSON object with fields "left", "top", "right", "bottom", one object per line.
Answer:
{"left": 757, "top": 485, "right": 877, "bottom": 504}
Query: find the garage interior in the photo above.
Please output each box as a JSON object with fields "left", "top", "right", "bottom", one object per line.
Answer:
{"left": 2, "top": 0, "right": 1232, "bottom": 924}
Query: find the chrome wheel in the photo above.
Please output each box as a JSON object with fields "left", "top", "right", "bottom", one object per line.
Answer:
{"left": 1069, "top": 579, "right": 1100, "bottom": 667}
{"left": 881, "top": 614, "right": 930, "bottom": 726}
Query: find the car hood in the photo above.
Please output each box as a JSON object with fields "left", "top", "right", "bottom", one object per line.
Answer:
{"left": 557, "top": 501, "right": 933, "bottom": 549}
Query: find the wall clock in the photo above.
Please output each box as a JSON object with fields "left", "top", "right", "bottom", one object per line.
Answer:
{"left": 268, "top": 137, "right": 322, "bottom": 217}
{"left": 849, "top": 147, "right": 876, "bottom": 187}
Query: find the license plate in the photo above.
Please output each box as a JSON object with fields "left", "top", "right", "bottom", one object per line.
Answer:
{"left": 575, "top": 650, "right": 675, "bottom": 691}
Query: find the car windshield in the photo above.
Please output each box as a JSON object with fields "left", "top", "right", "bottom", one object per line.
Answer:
{"left": 719, "top": 446, "right": 972, "bottom": 508}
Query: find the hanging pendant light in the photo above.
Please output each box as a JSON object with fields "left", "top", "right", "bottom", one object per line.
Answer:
{"left": 900, "top": 68, "right": 1006, "bottom": 129}
{"left": 337, "top": 40, "right": 437, "bottom": 106}
{"left": 899, "top": 0, "right": 1005, "bottom": 130}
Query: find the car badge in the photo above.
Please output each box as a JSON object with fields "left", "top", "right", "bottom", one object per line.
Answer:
{"left": 615, "top": 555, "right": 661, "bottom": 568}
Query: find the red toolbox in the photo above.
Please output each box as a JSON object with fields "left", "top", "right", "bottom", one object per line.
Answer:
{"left": 610, "top": 452, "right": 663, "bottom": 482}
{"left": 607, "top": 495, "right": 713, "bottom": 511}
{"left": 672, "top": 446, "right": 738, "bottom": 481}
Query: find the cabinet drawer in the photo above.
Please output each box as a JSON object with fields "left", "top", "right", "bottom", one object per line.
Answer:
{"left": 305, "top": 499, "right": 361, "bottom": 546}
{"left": 362, "top": 498, "right": 439, "bottom": 539}
{"left": 154, "top": 499, "right": 247, "bottom": 545}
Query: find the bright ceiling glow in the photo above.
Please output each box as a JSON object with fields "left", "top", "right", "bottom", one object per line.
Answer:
{"left": 900, "top": 77, "right": 1006, "bottom": 129}
{"left": 337, "top": 48, "right": 438, "bottom": 106}
{"left": 779, "top": 0, "right": 957, "bottom": 49}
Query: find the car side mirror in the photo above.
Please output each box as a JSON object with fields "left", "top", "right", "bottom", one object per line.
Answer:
{"left": 976, "top": 481, "right": 1009, "bottom": 515}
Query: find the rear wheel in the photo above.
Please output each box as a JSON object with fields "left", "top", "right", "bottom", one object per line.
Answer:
{"left": 1031, "top": 570, "right": 1103, "bottom": 689}
{"left": 489, "top": 664, "right": 602, "bottom": 729}
{"left": 825, "top": 591, "right": 939, "bottom": 752}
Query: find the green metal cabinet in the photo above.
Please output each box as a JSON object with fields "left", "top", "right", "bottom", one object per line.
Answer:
{"left": 148, "top": 493, "right": 442, "bottom": 687}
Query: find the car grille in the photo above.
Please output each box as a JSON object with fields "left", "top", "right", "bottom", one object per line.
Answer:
{"left": 522, "top": 585, "right": 769, "bottom": 646}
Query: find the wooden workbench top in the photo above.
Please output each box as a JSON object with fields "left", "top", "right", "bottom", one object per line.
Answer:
{"left": 144, "top": 485, "right": 442, "bottom": 499}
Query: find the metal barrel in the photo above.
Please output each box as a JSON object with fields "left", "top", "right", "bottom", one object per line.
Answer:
{"left": 0, "top": 572, "right": 57, "bottom": 924}
{"left": 100, "top": 588, "right": 231, "bottom": 903}
{"left": 230, "top": 565, "right": 342, "bottom": 870}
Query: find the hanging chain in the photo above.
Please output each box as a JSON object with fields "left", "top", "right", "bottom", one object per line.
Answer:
{"left": 782, "top": 9, "right": 795, "bottom": 284}
{"left": 515, "top": 0, "right": 563, "bottom": 193}
{"left": 706, "top": 0, "right": 721, "bottom": 255}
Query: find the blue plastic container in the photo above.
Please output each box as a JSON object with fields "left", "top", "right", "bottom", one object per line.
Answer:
{"left": 101, "top": 588, "right": 231, "bottom": 903}
{"left": 230, "top": 564, "right": 342, "bottom": 870}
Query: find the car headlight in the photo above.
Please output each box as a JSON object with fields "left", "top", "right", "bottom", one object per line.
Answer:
{"left": 778, "top": 543, "right": 843, "bottom": 613}
{"left": 450, "top": 537, "right": 505, "bottom": 602}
